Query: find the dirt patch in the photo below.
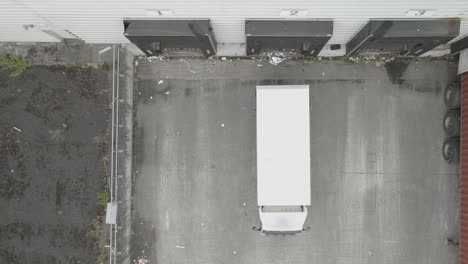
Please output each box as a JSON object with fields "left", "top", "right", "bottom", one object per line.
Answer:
{"left": 26, "top": 45, "right": 59, "bottom": 63}
{"left": 47, "top": 65, "right": 107, "bottom": 102}
{"left": 0, "top": 65, "right": 110, "bottom": 264}
{"left": 0, "top": 127, "right": 29, "bottom": 199}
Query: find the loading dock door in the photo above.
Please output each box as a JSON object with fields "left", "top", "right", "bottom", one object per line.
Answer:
{"left": 346, "top": 19, "right": 460, "bottom": 56}
{"left": 123, "top": 19, "right": 217, "bottom": 57}
{"left": 246, "top": 19, "right": 333, "bottom": 56}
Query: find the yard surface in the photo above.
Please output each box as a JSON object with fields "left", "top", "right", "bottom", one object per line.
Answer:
{"left": 0, "top": 64, "right": 110, "bottom": 263}
{"left": 131, "top": 58, "right": 460, "bottom": 264}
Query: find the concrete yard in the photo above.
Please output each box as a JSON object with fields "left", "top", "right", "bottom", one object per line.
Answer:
{"left": 131, "top": 58, "right": 460, "bottom": 264}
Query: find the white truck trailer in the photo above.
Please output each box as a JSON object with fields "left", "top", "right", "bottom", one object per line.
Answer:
{"left": 256, "top": 85, "right": 311, "bottom": 234}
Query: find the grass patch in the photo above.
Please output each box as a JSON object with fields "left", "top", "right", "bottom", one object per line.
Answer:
{"left": 91, "top": 215, "right": 108, "bottom": 263}
{"left": 91, "top": 217, "right": 102, "bottom": 238}
{"left": 97, "top": 192, "right": 109, "bottom": 207}
{"left": 0, "top": 53, "right": 31, "bottom": 77}
{"left": 106, "top": 102, "right": 112, "bottom": 113}
{"left": 93, "top": 128, "right": 110, "bottom": 263}
{"left": 100, "top": 63, "right": 111, "bottom": 71}
{"left": 57, "top": 210, "right": 64, "bottom": 216}
{"left": 102, "top": 154, "right": 110, "bottom": 177}
{"left": 96, "top": 247, "right": 107, "bottom": 264}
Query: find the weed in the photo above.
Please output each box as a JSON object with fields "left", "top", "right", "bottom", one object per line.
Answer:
{"left": 100, "top": 63, "right": 111, "bottom": 71}
{"left": 96, "top": 247, "right": 107, "bottom": 264}
{"left": 106, "top": 102, "right": 112, "bottom": 113}
{"left": 97, "top": 192, "right": 109, "bottom": 207}
{"left": 90, "top": 214, "right": 107, "bottom": 263}
{"left": 102, "top": 154, "right": 110, "bottom": 176}
{"left": 91, "top": 217, "right": 101, "bottom": 233}
{"left": 102, "top": 131, "right": 110, "bottom": 146}
{"left": 94, "top": 132, "right": 110, "bottom": 147}
{"left": 102, "top": 154, "right": 109, "bottom": 166}
{"left": 0, "top": 53, "right": 31, "bottom": 77}
{"left": 57, "top": 210, "right": 64, "bottom": 216}
{"left": 90, "top": 216, "right": 103, "bottom": 240}
{"left": 64, "top": 64, "right": 84, "bottom": 70}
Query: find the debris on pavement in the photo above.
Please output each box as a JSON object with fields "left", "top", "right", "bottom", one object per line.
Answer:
{"left": 147, "top": 55, "right": 166, "bottom": 61}
{"left": 136, "top": 259, "right": 148, "bottom": 264}
{"left": 158, "top": 80, "right": 164, "bottom": 85}
{"left": 268, "top": 53, "right": 287, "bottom": 65}
{"left": 13, "top": 126, "right": 22, "bottom": 132}
{"left": 175, "top": 245, "right": 185, "bottom": 249}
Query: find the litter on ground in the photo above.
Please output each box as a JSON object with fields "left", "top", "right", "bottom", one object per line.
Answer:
{"left": 268, "top": 53, "right": 287, "bottom": 65}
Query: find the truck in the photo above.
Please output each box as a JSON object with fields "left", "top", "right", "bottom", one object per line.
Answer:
{"left": 256, "top": 85, "right": 311, "bottom": 234}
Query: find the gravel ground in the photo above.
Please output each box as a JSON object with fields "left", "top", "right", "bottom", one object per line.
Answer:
{"left": 0, "top": 65, "right": 111, "bottom": 263}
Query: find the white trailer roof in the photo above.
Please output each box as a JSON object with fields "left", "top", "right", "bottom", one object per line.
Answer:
{"left": 256, "top": 85, "right": 311, "bottom": 206}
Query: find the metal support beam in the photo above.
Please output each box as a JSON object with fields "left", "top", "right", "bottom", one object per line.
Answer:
{"left": 452, "top": 36, "right": 468, "bottom": 55}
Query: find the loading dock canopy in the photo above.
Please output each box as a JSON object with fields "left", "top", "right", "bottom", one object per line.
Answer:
{"left": 451, "top": 36, "right": 468, "bottom": 55}
{"left": 123, "top": 19, "right": 217, "bottom": 57}
{"left": 346, "top": 19, "right": 460, "bottom": 56}
{"left": 245, "top": 19, "right": 333, "bottom": 56}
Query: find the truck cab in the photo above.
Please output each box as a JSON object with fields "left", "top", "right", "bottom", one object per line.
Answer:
{"left": 258, "top": 206, "right": 308, "bottom": 234}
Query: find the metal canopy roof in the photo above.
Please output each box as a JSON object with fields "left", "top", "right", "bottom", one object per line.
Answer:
{"left": 245, "top": 19, "right": 333, "bottom": 56}
{"left": 124, "top": 19, "right": 213, "bottom": 37}
{"left": 123, "top": 19, "right": 217, "bottom": 57}
{"left": 452, "top": 35, "right": 468, "bottom": 55}
{"left": 346, "top": 19, "right": 460, "bottom": 56}
{"left": 246, "top": 19, "right": 333, "bottom": 37}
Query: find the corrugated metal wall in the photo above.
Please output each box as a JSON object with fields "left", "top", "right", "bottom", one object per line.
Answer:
{"left": 461, "top": 72, "right": 468, "bottom": 264}
{"left": 0, "top": 0, "right": 467, "bottom": 55}
{"left": 0, "top": 0, "right": 58, "bottom": 42}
